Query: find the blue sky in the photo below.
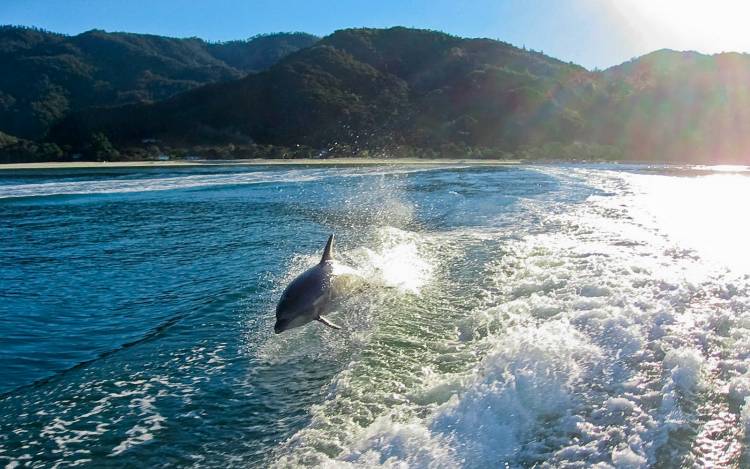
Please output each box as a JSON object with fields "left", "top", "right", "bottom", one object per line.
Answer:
{"left": 3, "top": 0, "right": 749, "bottom": 69}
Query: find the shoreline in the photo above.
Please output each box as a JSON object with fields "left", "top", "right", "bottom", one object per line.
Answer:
{"left": 0, "top": 158, "right": 523, "bottom": 170}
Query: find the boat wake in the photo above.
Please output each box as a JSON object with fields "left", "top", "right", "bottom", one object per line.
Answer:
{"left": 270, "top": 167, "right": 750, "bottom": 468}
{"left": 3, "top": 164, "right": 749, "bottom": 468}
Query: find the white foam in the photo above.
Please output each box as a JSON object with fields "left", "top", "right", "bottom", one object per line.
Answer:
{"left": 611, "top": 445, "right": 648, "bottom": 469}
{"left": 663, "top": 348, "right": 704, "bottom": 393}
{"left": 729, "top": 375, "right": 750, "bottom": 404}
{"left": 350, "top": 227, "right": 434, "bottom": 295}
{"left": 109, "top": 391, "right": 167, "bottom": 456}
{"left": 742, "top": 397, "right": 750, "bottom": 435}
{"left": 0, "top": 165, "right": 465, "bottom": 199}
{"left": 605, "top": 397, "right": 636, "bottom": 415}
{"left": 332, "top": 418, "right": 457, "bottom": 468}
{"left": 267, "top": 166, "right": 750, "bottom": 467}
{"left": 0, "top": 170, "right": 315, "bottom": 198}
{"left": 428, "top": 321, "right": 603, "bottom": 467}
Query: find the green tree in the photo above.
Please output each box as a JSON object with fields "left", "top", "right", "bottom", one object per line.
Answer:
{"left": 86, "top": 133, "right": 119, "bottom": 161}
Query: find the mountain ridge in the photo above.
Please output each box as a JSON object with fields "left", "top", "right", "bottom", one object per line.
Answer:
{"left": 4, "top": 26, "right": 750, "bottom": 163}
{"left": 51, "top": 28, "right": 593, "bottom": 151}
{"left": 0, "top": 26, "right": 318, "bottom": 139}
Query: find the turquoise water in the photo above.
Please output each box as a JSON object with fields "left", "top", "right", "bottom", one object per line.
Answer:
{"left": 1, "top": 164, "right": 749, "bottom": 467}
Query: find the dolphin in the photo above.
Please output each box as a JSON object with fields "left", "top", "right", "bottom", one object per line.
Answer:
{"left": 274, "top": 234, "right": 359, "bottom": 334}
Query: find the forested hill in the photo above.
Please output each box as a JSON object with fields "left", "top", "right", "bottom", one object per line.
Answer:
{"left": 51, "top": 27, "right": 594, "bottom": 153}
{"left": 6, "top": 26, "right": 750, "bottom": 163}
{"left": 48, "top": 27, "right": 750, "bottom": 163}
{"left": 588, "top": 49, "right": 750, "bottom": 163}
{"left": 0, "top": 26, "right": 318, "bottom": 139}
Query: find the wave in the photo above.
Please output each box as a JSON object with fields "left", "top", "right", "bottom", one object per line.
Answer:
{"left": 0, "top": 314, "right": 185, "bottom": 400}
{"left": 270, "top": 167, "right": 750, "bottom": 468}
{"left": 5, "top": 164, "right": 748, "bottom": 467}
{"left": 0, "top": 165, "right": 468, "bottom": 199}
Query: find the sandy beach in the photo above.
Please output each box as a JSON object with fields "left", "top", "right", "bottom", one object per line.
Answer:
{"left": 0, "top": 158, "right": 522, "bottom": 170}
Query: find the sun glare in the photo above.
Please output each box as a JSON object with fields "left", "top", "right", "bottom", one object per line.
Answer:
{"left": 632, "top": 172, "right": 750, "bottom": 273}
{"left": 612, "top": 1, "right": 750, "bottom": 54}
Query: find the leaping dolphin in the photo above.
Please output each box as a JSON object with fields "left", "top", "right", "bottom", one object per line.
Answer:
{"left": 274, "top": 234, "right": 359, "bottom": 334}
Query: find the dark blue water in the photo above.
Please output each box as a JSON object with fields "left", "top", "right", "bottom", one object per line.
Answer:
{"left": 0, "top": 165, "right": 564, "bottom": 466}
{"left": 2, "top": 164, "right": 748, "bottom": 468}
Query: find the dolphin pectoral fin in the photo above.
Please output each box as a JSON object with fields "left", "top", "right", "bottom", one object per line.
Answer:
{"left": 316, "top": 315, "right": 341, "bottom": 330}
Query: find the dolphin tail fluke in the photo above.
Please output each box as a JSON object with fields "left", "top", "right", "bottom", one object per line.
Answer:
{"left": 317, "top": 315, "right": 341, "bottom": 330}
{"left": 320, "top": 234, "right": 334, "bottom": 263}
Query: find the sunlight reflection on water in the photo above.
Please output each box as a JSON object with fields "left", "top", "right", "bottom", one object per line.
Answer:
{"left": 629, "top": 172, "right": 750, "bottom": 274}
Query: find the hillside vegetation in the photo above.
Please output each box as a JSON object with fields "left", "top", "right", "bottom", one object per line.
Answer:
{"left": 5, "top": 27, "right": 750, "bottom": 163}
{"left": 0, "top": 26, "right": 317, "bottom": 139}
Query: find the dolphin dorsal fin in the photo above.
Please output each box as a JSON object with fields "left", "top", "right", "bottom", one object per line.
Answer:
{"left": 320, "top": 234, "right": 334, "bottom": 263}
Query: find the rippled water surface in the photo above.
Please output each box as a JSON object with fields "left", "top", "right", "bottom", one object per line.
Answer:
{"left": 1, "top": 163, "right": 750, "bottom": 468}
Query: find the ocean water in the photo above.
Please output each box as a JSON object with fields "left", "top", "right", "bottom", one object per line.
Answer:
{"left": 1, "top": 163, "right": 749, "bottom": 468}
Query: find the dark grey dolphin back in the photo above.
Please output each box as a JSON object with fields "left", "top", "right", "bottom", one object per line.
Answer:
{"left": 320, "top": 234, "right": 334, "bottom": 263}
